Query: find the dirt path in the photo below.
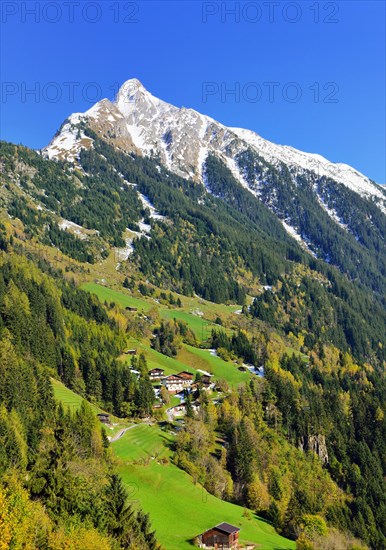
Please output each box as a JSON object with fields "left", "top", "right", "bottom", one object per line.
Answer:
{"left": 108, "top": 425, "right": 136, "bottom": 443}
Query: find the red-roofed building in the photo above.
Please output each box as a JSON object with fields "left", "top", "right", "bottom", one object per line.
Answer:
{"left": 176, "top": 371, "right": 194, "bottom": 388}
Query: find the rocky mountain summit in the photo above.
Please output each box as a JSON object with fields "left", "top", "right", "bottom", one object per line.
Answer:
{"left": 45, "top": 78, "right": 385, "bottom": 212}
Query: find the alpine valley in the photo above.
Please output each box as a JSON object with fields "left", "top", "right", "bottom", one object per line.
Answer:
{"left": 0, "top": 79, "right": 385, "bottom": 550}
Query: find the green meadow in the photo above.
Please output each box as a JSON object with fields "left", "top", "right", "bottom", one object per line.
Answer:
{"left": 113, "top": 425, "right": 295, "bottom": 550}
{"left": 81, "top": 282, "right": 152, "bottom": 311}
{"left": 161, "top": 308, "right": 216, "bottom": 344}
{"left": 51, "top": 378, "right": 100, "bottom": 414}
{"left": 112, "top": 423, "right": 173, "bottom": 462}
{"left": 82, "top": 283, "right": 237, "bottom": 343}
{"left": 180, "top": 345, "right": 251, "bottom": 387}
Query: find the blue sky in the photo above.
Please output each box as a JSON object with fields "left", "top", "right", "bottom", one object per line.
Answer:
{"left": 1, "top": 0, "right": 385, "bottom": 183}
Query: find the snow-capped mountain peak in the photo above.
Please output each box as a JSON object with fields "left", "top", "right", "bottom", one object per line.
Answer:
{"left": 44, "top": 78, "right": 386, "bottom": 218}
{"left": 115, "top": 78, "right": 175, "bottom": 121}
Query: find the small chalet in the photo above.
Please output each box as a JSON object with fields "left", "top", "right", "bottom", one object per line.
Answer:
{"left": 177, "top": 371, "right": 194, "bottom": 388}
{"left": 196, "top": 370, "right": 213, "bottom": 388}
{"left": 125, "top": 349, "right": 137, "bottom": 355}
{"left": 97, "top": 413, "right": 110, "bottom": 425}
{"left": 198, "top": 523, "right": 240, "bottom": 549}
{"left": 201, "top": 373, "right": 212, "bottom": 386}
{"left": 148, "top": 368, "right": 165, "bottom": 380}
{"left": 125, "top": 306, "right": 138, "bottom": 312}
{"left": 170, "top": 400, "right": 200, "bottom": 417}
{"left": 163, "top": 374, "right": 184, "bottom": 394}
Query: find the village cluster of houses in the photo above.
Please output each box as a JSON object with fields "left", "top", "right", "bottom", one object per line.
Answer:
{"left": 148, "top": 368, "right": 214, "bottom": 393}
{"left": 149, "top": 368, "right": 216, "bottom": 418}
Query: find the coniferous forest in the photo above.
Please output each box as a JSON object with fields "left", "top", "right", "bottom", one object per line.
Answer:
{"left": 0, "top": 131, "right": 385, "bottom": 550}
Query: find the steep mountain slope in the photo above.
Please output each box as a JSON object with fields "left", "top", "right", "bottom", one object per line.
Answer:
{"left": 45, "top": 79, "right": 385, "bottom": 212}
{"left": 0, "top": 251, "right": 163, "bottom": 549}
{"left": 2, "top": 135, "right": 386, "bottom": 371}
{"left": 1, "top": 79, "right": 386, "bottom": 548}
{"left": 43, "top": 79, "right": 386, "bottom": 295}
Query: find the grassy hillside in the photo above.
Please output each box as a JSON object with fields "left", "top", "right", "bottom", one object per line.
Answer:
{"left": 82, "top": 282, "right": 238, "bottom": 343}
{"left": 82, "top": 282, "right": 153, "bottom": 312}
{"left": 123, "top": 338, "right": 196, "bottom": 377}
{"left": 161, "top": 308, "right": 217, "bottom": 343}
{"left": 113, "top": 425, "right": 296, "bottom": 550}
{"left": 52, "top": 380, "right": 295, "bottom": 549}
{"left": 52, "top": 378, "right": 101, "bottom": 414}
{"left": 121, "top": 338, "right": 251, "bottom": 389}
{"left": 180, "top": 345, "right": 250, "bottom": 387}
{"left": 51, "top": 378, "right": 126, "bottom": 434}
{"left": 83, "top": 283, "right": 254, "bottom": 389}
{"left": 112, "top": 424, "right": 173, "bottom": 462}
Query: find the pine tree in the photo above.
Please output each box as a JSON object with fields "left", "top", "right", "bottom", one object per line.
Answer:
{"left": 105, "top": 474, "right": 135, "bottom": 540}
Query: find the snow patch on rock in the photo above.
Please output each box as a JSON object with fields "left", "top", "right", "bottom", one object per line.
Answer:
{"left": 232, "top": 127, "right": 386, "bottom": 213}
{"left": 59, "top": 218, "right": 97, "bottom": 240}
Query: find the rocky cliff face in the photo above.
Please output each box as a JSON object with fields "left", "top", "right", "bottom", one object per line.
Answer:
{"left": 299, "top": 434, "right": 329, "bottom": 464}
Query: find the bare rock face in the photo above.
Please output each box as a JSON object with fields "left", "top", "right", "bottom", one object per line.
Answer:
{"left": 86, "top": 99, "right": 139, "bottom": 154}
{"left": 114, "top": 79, "right": 242, "bottom": 181}
{"left": 299, "top": 434, "right": 329, "bottom": 464}
{"left": 309, "top": 434, "right": 329, "bottom": 464}
{"left": 44, "top": 97, "right": 139, "bottom": 162}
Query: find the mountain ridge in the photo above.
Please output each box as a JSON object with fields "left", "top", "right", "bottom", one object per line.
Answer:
{"left": 42, "top": 79, "right": 386, "bottom": 275}
{"left": 44, "top": 78, "right": 385, "bottom": 209}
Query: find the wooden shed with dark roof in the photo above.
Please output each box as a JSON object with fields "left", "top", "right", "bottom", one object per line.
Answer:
{"left": 199, "top": 522, "right": 240, "bottom": 548}
{"left": 97, "top": 413, "right": 110, "bottom": 425}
